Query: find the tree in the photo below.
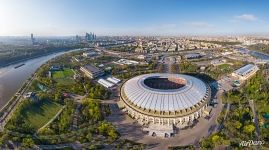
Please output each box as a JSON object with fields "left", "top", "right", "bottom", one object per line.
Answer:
{"left": 107, "top": 128, "right": 118, "bottom": 140}
{"left": 0, "top": 133, "right": 9, "bottom": 146}
{"left": 235, "top": 121, "right": 242, "bottom": 130}
{"left": 54, "top": 91, "right": 62, "bottom": 103}
{"left": 22, "top": 138, "right": 35, "bottom": 148}
{"left": 98, "top": 121, "right": 118, "bottom": 140}
{"left": 179, "top": 61, "right": 198, "bottom": 73}
{"left": 200, "top": 137, "right": 213, "bottom": 149}
{"left": 38, "top": 127, "right": 55, "bottom": 135}
{"left": 82, "top": 98, "right": 103, "bottom": 122}
{"left": 212, "top": 135, "right": 221, "bottom": 146}
{"left": 86, "top": 133, "right": 93, "bottom": 141}
{"left": 243, "top": 124, "right": 255, "bottom": 135}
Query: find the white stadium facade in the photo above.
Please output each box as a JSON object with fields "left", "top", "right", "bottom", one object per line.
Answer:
{"left": 120, "top": 73, "right": 211, "bottom": 128}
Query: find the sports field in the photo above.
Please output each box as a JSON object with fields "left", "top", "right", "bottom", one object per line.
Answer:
{"left": 23, "top": 100, "right": 63, "bottom": 130}
{"left": 52, "top": 68, "right": 76, "bottom": 85}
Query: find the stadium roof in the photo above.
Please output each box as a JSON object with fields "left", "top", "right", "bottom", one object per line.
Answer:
{"left": 122, "top": 73, "right": 209, "bottom": 112}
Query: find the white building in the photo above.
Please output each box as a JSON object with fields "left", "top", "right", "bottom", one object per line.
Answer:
{"left": 106, "top": 77, "right": 121, "bottom": 84}
{"left": 232, "top": 64, "right": 259, "bottom": 80}
{"left": 137, "top": 55, "right": 146, "bottom": 60}
{"left": 114, "top": 59, "right": 139, "bottom": 65}
{"left": 97, "top": 79, "right": 114, "bottom": 88}
{"left": 82, "top": 51, "right": 98, "bottom": 57}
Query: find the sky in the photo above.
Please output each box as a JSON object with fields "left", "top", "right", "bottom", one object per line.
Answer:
{"left": 0, "top": 0, "right": 269, "bottom": 36}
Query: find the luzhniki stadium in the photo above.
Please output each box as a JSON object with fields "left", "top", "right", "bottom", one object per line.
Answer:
{"left": 120, "top": 73, "right": 211, "bottom": 128}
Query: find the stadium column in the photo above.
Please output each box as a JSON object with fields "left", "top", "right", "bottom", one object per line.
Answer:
{"left": 152, "top": 117, "right": 155, "bottom": 124}
{"left": 168, "top": 119, "right": 170, "bottom": 126}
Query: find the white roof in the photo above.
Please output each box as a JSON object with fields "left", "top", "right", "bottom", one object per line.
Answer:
{"left": 123, "top": 73, "right": 209, "bottom": 112}
{"left": 106, "top": 77, "right": 121, "bottom": 84}
{"left": 234, "top": 64, "right": 257, "bottom": 76}
{"left": 98, "top": 79, "right": 114, "bottom": 88}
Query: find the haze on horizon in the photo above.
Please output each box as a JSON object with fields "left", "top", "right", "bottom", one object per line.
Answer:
{"left": 1, "top": 0, "right": 269, "bottom": 36}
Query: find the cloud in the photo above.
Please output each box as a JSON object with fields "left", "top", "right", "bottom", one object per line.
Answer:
{"left": 183, "top": 22, "right": 214, "bottom": 28}
{"left": 234, "top": 14, "right": 257, "bottom": 21}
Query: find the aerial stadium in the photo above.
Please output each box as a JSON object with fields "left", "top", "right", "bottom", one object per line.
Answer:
{"left": 120, "top": 73, "right": 211, "bottom": 136}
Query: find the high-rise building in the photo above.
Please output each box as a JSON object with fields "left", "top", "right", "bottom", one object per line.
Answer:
{"left": 30, "top": 33, "right": 35, "bottom": 45}
{"left": 75, "top": 35, "right": 81, "bottom": 42}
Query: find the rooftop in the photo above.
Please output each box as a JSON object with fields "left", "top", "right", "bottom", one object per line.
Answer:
{"left": 122, "top": 73, "right": 210, "bottom": 112}
{"left": 234, "top": 64, "right": 257, "bottom": 76}
{"left": 82, "top": 65, "right": 102, "bottom": 73}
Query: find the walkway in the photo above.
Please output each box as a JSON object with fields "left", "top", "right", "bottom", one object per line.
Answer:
{"left": 71, "top": 103, "right": 81, "bottom": 130}
{"left": 249, "top": 99, "right": 260, "bottom": 139}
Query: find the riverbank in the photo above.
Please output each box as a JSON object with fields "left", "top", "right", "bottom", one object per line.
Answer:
{"left": 0, "top": 48, "right": 74, "bottom": 68}
{"left": 0, "top": 48, "right": 84, "bottom": 109}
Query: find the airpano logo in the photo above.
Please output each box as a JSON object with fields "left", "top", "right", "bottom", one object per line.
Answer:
{"left": 239, "top": 140, "right": 265, "bottom": 147}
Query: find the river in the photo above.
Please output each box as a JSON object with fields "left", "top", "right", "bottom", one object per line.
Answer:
{"left": 0, "top": 50, "right": 79, "bottom": 109}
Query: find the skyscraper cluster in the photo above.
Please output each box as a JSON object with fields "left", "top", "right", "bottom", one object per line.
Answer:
{"left": 85, "top": 32, "right": 96, "bottom": 41}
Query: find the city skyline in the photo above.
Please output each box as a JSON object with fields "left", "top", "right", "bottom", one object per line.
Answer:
{"left": 1, "top": 0, "right": 269, "bottom": 36}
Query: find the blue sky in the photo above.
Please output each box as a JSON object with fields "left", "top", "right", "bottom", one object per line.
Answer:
{"left": 0, "top": 0, "right": 269, "bottom": 36}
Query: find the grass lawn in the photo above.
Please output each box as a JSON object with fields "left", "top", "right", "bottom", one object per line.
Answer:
{"left": 218, "top": 64, "right": 230, "bottom": 70}
{"left": 218, "top": 64, "right": 233, "bottom": 73}
{"left": 52, "top": 68, "right": 76, "bottom": 85}
{"left": 257, "top": 101, "right": 269, "bottom": 114}
{"left": 23, "top": 100, "right": 63, "bottom": 130}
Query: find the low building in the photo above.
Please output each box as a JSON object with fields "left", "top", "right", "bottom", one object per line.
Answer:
{"left": 23, "top": 92, "right": 39, "bottom": 102}
{"left": 232, "top": 64, "right": 259, "bottom": 80}
{"left": 80, "top": 65, "right": 104, "bottom": 79}
{"left": 114, "top": 59, "right": 139, "bottom": 65}
{"left": 73, "top": 56, "right": 82, "bottom": 62}
{"left": 97, "top": 78, "right": 114, "bottom": 88}
{"left": 137, "top": 55, "right": 146, "bottom": 60}
{"left": 211, "top": 59, "right": 227, "bottom": 66}
{"left": 184, "top": 53, "right": 202, "bottom": 59}
{"left": 106, "top": 76, "right": 121, "bottom": 84}
{"left": 82, "top": 51, "right": 98, "bottom": 57}
{"left": 98, "top": 64, "right": 104, "bottom": 68}
{"left": 48, "top": 71, "right": 52, "bottom": 78}
{"left": 105, "top": 67, "right": 112, "bottom": 71}
{"left": 50, "top": 65, "right": 62, "bottom": 71}
{"left": 221, "top": 51, "right": 233, "bottom": 56}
